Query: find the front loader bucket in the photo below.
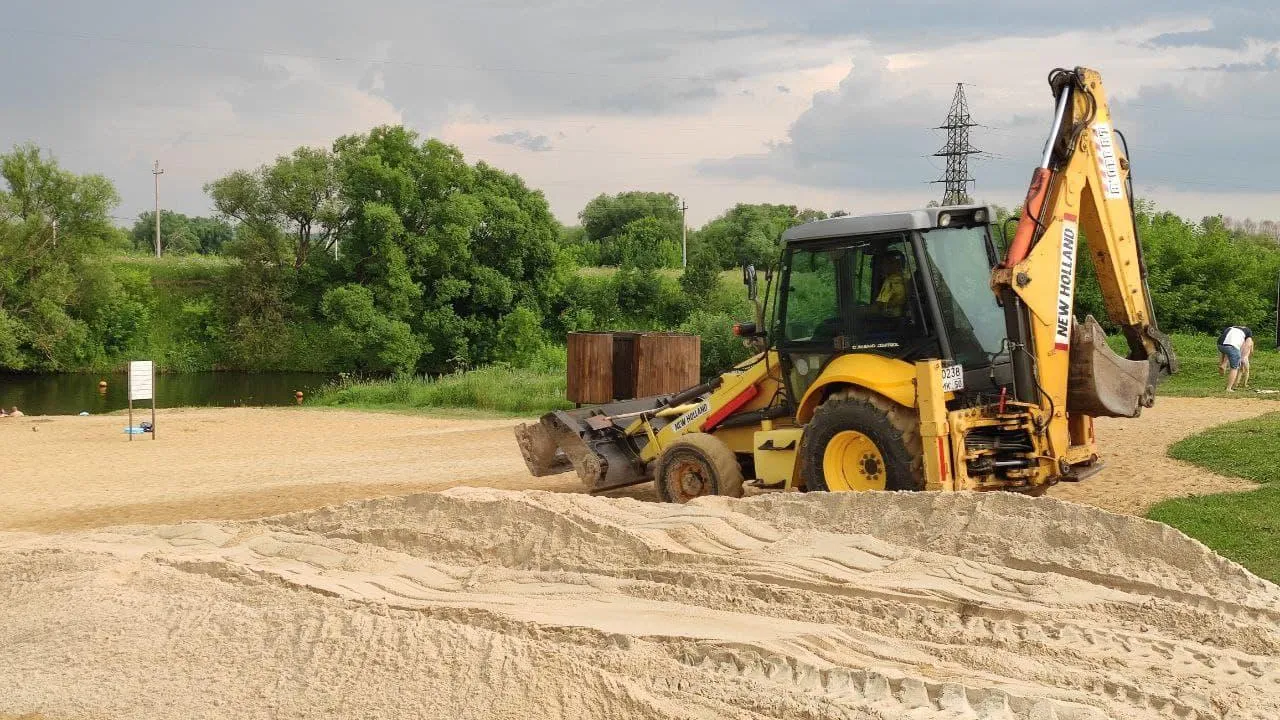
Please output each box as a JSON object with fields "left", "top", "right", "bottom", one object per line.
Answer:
{"left": 514, "top": 397, "right": 662, "bottom": 492}
{"left": 1067, "top": 315, "right": 1156, "bottom": 418}
{"left": 514, "top": 422, "right": 573, "bottom": 476}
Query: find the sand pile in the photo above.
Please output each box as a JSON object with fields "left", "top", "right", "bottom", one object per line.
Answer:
{"left": 1, "top": 489, "right": 1277, "bottom": 719}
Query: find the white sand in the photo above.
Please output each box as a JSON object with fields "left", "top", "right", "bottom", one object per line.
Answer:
{"left": 2, "top": 489, "right": 1277, "bottom": 719}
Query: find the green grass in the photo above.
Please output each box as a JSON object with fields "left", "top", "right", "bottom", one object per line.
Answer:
{"left": 312, "top": 365, "right": 574, "bottom": 416}
{"left": 1147, "top": 412, "right": 1280, "bottom": 583}
{"left": 1108, "top": 332, "right": 1279, "bottom": 398}
{"left": 1168, "top": 413, "right": 1280, "bottom": 483}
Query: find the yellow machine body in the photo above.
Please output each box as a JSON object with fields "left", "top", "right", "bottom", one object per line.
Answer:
{"left": 515, "top": 66, "right": 1174, "bottom": 500}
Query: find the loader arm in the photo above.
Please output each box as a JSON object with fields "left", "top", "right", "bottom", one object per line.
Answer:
{"left": 993, "top": 67, "right": 1177, "bottom": 460}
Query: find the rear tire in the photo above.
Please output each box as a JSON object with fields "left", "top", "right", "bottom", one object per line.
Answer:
{"left": 802, "top": 389, "right": 924, "bottom": 492}
{"left": 654, "top": 433, "right": 744, "bottom": 503}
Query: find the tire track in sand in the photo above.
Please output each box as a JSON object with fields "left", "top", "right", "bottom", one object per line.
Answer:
{"left": 1, "top": 489, "right": 1276, "bottom": 719}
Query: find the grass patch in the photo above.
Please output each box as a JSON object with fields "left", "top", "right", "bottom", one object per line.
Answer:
{"left": 1147, "top": 486, "right": 1280, "bottom": 584}
{"left": 1108, "top": 332, "right": 1279, "bottom": 398}
{"left": 1168, "top": 412, "right": 1280, "bottom": 483}
{"left": 1147, "top": 411, "right": 1280, "bottom": 583}
{"left": 313, "top": 365, "right": 574, "bottom": 416}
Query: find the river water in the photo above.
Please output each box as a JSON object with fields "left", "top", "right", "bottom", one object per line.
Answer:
{"left": 0, "top": 372, "right": 336, "bottom": 416}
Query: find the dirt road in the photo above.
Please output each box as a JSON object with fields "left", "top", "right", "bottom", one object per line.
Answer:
{"left": 1, "top": 397, "right": 1275, "bottom": 532}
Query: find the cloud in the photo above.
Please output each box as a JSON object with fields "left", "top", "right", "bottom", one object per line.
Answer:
{"left": 698, "top": 18, "right": 1280, "bottom": 215}
{"left": 697, "top": 54, "right": 942, "bottom": 191}
{"left": 3, "top": 0, "right": 1280, "bottom": 227}
{"left": 1150, "top": 6, "right": 1280, "bottom": 48}
{"left": 490, "top": 130, "right": 553, "bottom": 152}
{"left": 1187, "top": 48, "right": 1280, "bottom": 72}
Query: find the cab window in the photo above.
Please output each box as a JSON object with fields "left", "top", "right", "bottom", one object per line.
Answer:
{"left": 846, "top": 238, "right": 926, "bottom": 350}
{"left": 782, "top": 249, "right": 840, "bottom": 344}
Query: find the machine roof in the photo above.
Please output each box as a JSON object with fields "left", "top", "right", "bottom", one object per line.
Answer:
{"left": 781, "top": 204, "right": 993, "bottom": 244}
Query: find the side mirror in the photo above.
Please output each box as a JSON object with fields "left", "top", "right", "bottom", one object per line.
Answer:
{"left": 742, "top": 264, "right": 758, "bottom": 301}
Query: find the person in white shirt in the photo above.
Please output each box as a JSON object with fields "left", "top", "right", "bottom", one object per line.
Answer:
{"left": 1217, "top": 326, "right": 1254, "bottom": 392}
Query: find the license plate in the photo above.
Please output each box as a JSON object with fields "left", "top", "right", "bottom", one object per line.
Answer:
{"left": 941, "top": 364, "right": 965, "bottom": 392}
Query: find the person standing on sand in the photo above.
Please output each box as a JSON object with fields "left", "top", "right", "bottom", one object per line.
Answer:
{"left": 1217, "top": 326, "right": 1254, "bottom": 392}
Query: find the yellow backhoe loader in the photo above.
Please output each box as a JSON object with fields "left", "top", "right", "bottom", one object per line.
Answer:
{"left": 517, "top": 67, "right": 1178, "bottom": 502}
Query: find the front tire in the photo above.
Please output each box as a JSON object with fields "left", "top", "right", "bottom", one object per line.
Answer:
{"left": 802, "top": 389, "right": 924, "bottom": 492}
{"left": 654, "top": 433, "right": 744, "bottom": 503}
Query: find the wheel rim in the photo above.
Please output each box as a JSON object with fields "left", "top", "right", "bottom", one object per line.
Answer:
{"left": 666, "top": 456, "right": 713, "bottom": 502}
{"left": 822, "top": 430, "right": 887, "bottom": 491}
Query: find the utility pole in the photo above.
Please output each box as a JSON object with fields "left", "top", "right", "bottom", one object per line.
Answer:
{"left": 679, "top": 198, "right": 689, "bottom": 267}
{"left": 152, "top": 160, "right": 164, "bottom": 257}
{"left": 932, "top": 83, "right": 980, "bottom": 206}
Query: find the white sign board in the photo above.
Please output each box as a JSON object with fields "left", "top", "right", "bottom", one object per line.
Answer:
{"left": 129, "top": 361, "right": 154, "bottom": 400}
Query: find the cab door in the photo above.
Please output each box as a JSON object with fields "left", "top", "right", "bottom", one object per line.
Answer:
{"left": 774, "top": 235, "right": 938, "bottom": 405}
{"left": 774, "top": 244, "right": 848, "bottom": 401}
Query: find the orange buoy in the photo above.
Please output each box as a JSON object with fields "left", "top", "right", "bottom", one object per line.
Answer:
{"left": 295, "top": 390, "right": 304, "bottom": 405}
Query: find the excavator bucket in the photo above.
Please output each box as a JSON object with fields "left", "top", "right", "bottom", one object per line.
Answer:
{"left": 1067, "top": 315, "right": 1156, "bottom": 418}
{"left": 514, "top": 397, "right": 662, "bottom": 492}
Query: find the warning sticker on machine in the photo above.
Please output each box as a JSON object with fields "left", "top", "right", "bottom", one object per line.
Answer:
{"left": 1091, "top": 122, "right": 1124, "bottom": 200}
{"left": 671, "top": 400, "right": 710, "bottom": 433}
{"left": 1054, "top": 214, "right": 1080, "bottom": 351}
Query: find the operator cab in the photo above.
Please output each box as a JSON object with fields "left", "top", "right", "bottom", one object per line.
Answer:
{"left": 773, "top": 204, "right": 1013, "bottom": 402}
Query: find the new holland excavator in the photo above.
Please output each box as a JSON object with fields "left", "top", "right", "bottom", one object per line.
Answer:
{"left": 517, "top": 67, "right": 1178, "bottom": 502}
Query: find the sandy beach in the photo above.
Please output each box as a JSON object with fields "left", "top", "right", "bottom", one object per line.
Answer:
{"left": 0, "top": 397, "right": 1273, "bottom": 532}
{"left": 2, "top": 398, "right": 1278, "bottom": 719}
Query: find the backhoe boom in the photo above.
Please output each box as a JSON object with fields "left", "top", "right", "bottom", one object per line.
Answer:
{"left": 993, "top": 67, "right": 1176, "bottom": 462}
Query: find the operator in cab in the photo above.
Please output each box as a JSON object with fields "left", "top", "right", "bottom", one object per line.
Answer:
{"left": 873, "top": 253, "right": 909, "bottom": 320}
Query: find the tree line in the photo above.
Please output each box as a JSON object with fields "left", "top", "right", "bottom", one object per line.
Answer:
{"left": 1, "top": 130, "right": 1278, "bottom": 376}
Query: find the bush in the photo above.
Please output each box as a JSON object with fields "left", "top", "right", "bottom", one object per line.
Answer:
{"left": 494, "top": 304, "right": 547, "bottom": 368}
{"left": 680, "top": 310, "right": 754, "bottom": 378}
{"left": 315, "top": 363, "right": 572, "bottom": 415}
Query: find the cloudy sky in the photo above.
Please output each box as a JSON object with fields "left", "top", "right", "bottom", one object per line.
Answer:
{"left": 3, "top": 1, "right": 1278, "bottom": 226}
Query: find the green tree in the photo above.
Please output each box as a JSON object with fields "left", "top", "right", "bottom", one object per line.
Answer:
{"left": 614, "top": 216, "right": 679, "bottom": 272}
{"left": 694, "top": 203, "right": 825, "bottom": 270}
{"left": 189, "top": 216, "right": 234, "bottom": 254}
{"left": 130, "top": 210, "right": 199, "bottom": 255}
{"left": 0, "top": 145, "right": 134, "bottom": 370}
{"left": 679, "top": 238, "right": 721, "bottom": 301}
{"left": 313, "top": 126, "right": 570, "bottom": 373}
{"left": 579, "top": 191, "right": 682, "bottom": 266}
{"left": 494, "top": 304, "right": 547, "bottom": 367}
{"left": 207, "top": 146, "right": 345, "bottom": 269}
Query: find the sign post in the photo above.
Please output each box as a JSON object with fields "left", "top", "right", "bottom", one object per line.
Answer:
{"left": 128, "top": 360, "right": 155, "bottom": 441}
